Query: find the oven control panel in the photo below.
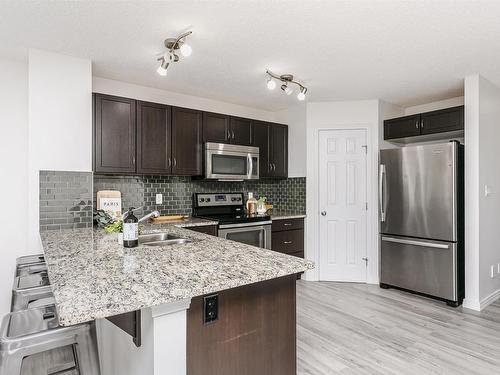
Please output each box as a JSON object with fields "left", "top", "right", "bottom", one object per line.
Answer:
{"left": 195, "top": 193, "right": 244, "bottom": 207}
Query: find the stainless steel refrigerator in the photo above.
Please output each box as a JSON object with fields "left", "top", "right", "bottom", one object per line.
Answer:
{"left": 379, "top": 141, "right": 464, "bottom": 306}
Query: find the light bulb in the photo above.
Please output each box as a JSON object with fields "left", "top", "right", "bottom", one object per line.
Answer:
{"left": 297, "top": 88, "right": 306, "bottom": 101}
{"left": 157, "top": 58, "right": 169, "bottom": 76}
{"left": 267, "top": 78, "right": 276, "bottom": 90}
{"left": 281, "top": 84, "right": 293, "bottom": 96}
{"left": 180, "top": 43, "right": 192, "bottom": 57}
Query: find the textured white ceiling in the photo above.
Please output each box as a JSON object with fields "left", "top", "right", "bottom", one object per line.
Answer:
{"left": 1, "top": 0, "right": 499, "bottom": 111}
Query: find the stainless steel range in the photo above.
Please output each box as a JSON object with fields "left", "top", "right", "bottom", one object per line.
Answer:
{"left": 192, "top": 192, "right": 271, "bottom": 249}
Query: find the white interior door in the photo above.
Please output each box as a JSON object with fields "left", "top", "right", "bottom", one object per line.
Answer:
{"left": 319, "top": 129, "right": 368, "bottom": 282}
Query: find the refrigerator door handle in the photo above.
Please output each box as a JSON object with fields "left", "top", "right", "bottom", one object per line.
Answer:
{"left": 379, "top": 164, "right": 386, "bottom": 222}
{"left": 381, "top": 236, "right": 450, "bottom": 249}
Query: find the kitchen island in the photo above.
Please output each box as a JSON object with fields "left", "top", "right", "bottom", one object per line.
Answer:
{"left": 40, "top": 219, "right": 313, "bottom": 375}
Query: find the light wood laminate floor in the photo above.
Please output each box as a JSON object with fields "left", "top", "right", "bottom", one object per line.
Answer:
{"left": 297, "top": 281, "right": 500, "bottom": 375}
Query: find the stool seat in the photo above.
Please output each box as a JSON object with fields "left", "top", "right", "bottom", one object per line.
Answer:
{"left": 14, "top": 273, "right": 50, "bottom": 291}
{"left": 0, "top": 305, "right": 100, "bottom": 374}
{"left": 16, "top": 263, "right": 48, "bottom": 277}
{"left": 16, "top": 254, "right": 45, "bottom": 267}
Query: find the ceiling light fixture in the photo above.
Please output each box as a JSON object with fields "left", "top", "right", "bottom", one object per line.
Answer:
{"left": 266, "top": 70, "right": 308, "bottom": 101}
{"left": 156, "top": 30, "right": 193, "bottom": 76}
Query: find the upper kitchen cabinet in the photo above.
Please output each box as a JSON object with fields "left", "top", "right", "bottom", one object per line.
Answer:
{"left": 420, "top": 106, "right": 464, "bottom": 135}
{"left": 136, "top": 101, "right": 171, "bottom": 174}
{"left": 271, "top": 123, "right": 288, "bottom": 178}
{"left": 384, "top": 105, "right": 464, "bottom": 142}
{"left": 94, "top": 94, "right": 136, "bottom": 174}
{"left": 253, "top": 121, "right": 271, "bottom": 177}
{"left": 383, "top": 114, "right": 421, "bottom": 140}
{"left": 171, "top": 107, "right": 203, "bottom": 176}
{"left": 203, "top": 112, "right": 230, "bottom": 143}
{"left": 252, "top": 121, "right": 288, "bottom": 178}
{"left": 229, "top": 117, "right": 253, "bottom": 146}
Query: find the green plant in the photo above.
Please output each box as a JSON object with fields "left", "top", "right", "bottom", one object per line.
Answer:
{"left": 93, "top": 209, "right": 114, "bottom": 228}
{"left": 257, "top": 196, "right": 267, "bottom": 204}
{"left": 105, "top": 220, "right": 123, "bottom": 234}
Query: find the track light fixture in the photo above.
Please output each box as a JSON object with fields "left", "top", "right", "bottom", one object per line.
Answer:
{"left": 266, "top": 70, "right": 308, "bottom": 101}
{"left": 156, "top": 31, "right": 193, "bottom": 76}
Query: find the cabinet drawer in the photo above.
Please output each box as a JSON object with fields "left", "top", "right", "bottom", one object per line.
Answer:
{"left": 272, "top": 229, "right": 304, "bottom": 254}
{"left": 272, "top": 218, "right": 304, "bottom": 232}
{"left": 187, "top": 225, "right": 217, "bottom": 236}
{"left": 288, "top": 250, "right": 304, "bottom": 259}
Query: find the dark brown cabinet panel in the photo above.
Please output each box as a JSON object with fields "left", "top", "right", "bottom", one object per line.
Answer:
{"left": 187, "top": 275, "right": 296, "bottom": 375}
{"left": 203, "top": 112, "right": 230, "bottom": 143}
{"left": 271, "top": 124, "right": 288, "bottom": 178}
{"left": 272, "top": 229, "right": 304, "bottom": 255}
{"left": 171, "top": 107, "right": 203, "bottom": 176}
{"left": 384, "top": 114, "right": 421, "bottom": 140}
{"left": 421, "top": 106, "right": 464, "bottom": 135}
{"left": 94, "top": 94, "right": 136, "bottom": 173}
{"left": 272, "top": 218, "right": 304, "bottom": 232}
{"left": 252, "top": 121, "right": 271, "bottom": 177}
{"left": 186, "top": 225, "right": 217, "bottom": 236}
{"left": 136, "top": 101, "right": 171, "bottom": 174}
{"left": 229, "top": 117, "right": 253, "bottom": 146}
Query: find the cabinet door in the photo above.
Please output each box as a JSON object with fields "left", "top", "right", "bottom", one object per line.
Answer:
{"left": 229, "top": 117, "right": 253, "bottom": 145}
{"left": 136, "top": 101, "right": 171, "bottom": 174}
{"left": 171, "top": 107, "right": 203, "bottom": 176}
{"left": 203, "top": 112, "right": 230, "bottom": 143}
{"left": 421, "top": 106, "right": 464, "bottom": 135}
{"left": 384, "top": 115, "right": 421, "bottom": 140}
{"left": 252, "top": 121, "right": 271, "bottom": 177}
{"left": 271, "top": 124, "right": 288, "bottom": 178}
{"left": 94, "top": 94, "right": 136, "bottom": 173}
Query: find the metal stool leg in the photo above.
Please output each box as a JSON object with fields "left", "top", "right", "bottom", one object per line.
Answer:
{"left": 0, "top": 350, "right": 23, "bottom": 375}
{"left": 74, "top": 322, "right": 101, "bottom": 375}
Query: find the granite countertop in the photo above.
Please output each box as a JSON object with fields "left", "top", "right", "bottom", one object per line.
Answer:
{"left": 40, "top": 219, "right": 314, "bottom": 326}
{"left": 268, "top": 210, "right": 307, "bottom": 220}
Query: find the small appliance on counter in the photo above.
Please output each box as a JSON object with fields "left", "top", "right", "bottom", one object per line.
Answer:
{"left": 192, "top": 192, "right": 271, "bottom": 249}
{"left": 379, "top": 141, "right": 464, "bottom": 306}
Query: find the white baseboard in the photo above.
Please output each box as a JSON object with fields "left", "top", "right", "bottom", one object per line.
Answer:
{"left": 480, "top": 288, "right": 500, "bottom": 310}
{"left": 462, "top": 298, "right": 481, "bottom": 311}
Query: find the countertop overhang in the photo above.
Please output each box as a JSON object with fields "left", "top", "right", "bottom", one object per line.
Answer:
{"left": 40, "top": 218, "right": 314, "bottom": 326}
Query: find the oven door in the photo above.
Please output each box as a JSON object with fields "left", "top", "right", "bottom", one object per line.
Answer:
{"left": 218, "top": 223, "right": 271, "bottom": 249}
{"left": 205, "top": 143, "right": 259, "bottom": 180}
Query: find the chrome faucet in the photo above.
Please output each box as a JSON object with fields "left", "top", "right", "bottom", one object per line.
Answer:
{"left": 121, "top": 208, "right": 160, "bottom": 223}
{"left": 138, "top": 210, "right": 160, "bottom": 223}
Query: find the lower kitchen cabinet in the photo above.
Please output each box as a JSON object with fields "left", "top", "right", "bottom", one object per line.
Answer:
{"left": 272, "top": 218, "right": 305, "bottom": 258}
{"left": 186, "top": 225, "right": 218, "bottom": 236}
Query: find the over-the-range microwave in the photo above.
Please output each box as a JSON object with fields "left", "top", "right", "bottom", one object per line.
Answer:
{"left": 204, "top": 142, "right": 259, "bottom": 181}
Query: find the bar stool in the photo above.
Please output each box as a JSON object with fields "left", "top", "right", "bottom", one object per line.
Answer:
{"left": 0, "top": 305, "right": 101, "bottom": 375}
{"left": 16, "top": 254, "right": 45, "bottom": 267}
{"left": 11, "top": 273, "right": 54, "bottom": 312}
{"left": 16, "top": 263, "right": 48, "bottom": 277}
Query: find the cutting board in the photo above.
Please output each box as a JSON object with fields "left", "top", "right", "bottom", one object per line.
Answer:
{"left": 151, "top": 215, "right": 186, "bottom": 223}
{"left": 96, "top": 190, "right": 122, "bottom": 219}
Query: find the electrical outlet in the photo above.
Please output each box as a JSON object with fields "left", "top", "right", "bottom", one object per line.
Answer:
{"left": 491, "top": 265, "right": 495, "bottom": 278}
{"left": 203, "top": 294, "right": 218, "bottom": 324}
{"left": 155, "top": 193, "right": 163, "bottom": 205}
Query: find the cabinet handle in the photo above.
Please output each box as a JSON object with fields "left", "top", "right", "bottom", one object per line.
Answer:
{"left": 283, "top": 223, "right": 292, "bottom": 226}
{"left": 232, "top": 130, "right": 235, "bottom": 139}
{"left": 227, "top": 129, "right": 231, "bottom": 140}
{"left": 284, "top": 241, "right": 293, "bottom": 244}
{"left": 273, "top": 163, "right": 276, "bottom": 171}
{"left": 415, "top": 121, "right": 419, "bottom": 129}
{"left": 132, "top": 156, "right": 136, "bottom": 165}
{"left": 173, "top": 158, "right": 177, "bottom": 167}
{"left": 168, "top": 158, "right": 172, "bottom": 167}
{"left": 421, "top": 119, "right": 424, "bottom": 129}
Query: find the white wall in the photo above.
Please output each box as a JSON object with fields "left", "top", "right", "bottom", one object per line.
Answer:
{"left": 0, "top": 58, "right": 28, "bottom": 315}
{"left": 464, "top": 75, "right": 500, "bottom": 310}
{"left": 93, "top": 77, "right": 277, "bottom": 122}
{"left": 404, "top": 96, "right": 464, "bottom": 116}
{"left": 275, "top": 104, "right": 307, "bottom": 177}
{"left": 305, "top": 100, "right": 380, "bottom": 283}
{"left": 28, "top": 49, "right": 93, "bottom": 251}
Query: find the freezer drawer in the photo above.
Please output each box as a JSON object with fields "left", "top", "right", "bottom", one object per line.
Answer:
{"left": 380, "top": 235, "right": 457, "bottom": 301}
{"left": 380, "top": 142, "right": 458, "bottom": 242}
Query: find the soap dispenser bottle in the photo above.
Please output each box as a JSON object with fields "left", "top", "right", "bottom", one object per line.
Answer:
{"left": 123, "top": 207, "right": 139, "bottom": 248}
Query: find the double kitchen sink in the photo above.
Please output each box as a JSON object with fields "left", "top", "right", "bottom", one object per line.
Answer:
{"left": 139, "top": 233, "right": 194, "bottom": 247}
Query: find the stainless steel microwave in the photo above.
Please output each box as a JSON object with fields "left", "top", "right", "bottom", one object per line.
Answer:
{"left": 205, "top": 142, "right": 259, "bottom": 180}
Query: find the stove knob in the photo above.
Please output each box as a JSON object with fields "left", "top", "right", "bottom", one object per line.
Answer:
{"left": 231, "top": 198, "right": 236, "bottom": 202}
{"left": 200, "top": 198, "right": 205, "bottom": 202}
{"left": 206, "top": 198, "right": 211, "bottom": 202}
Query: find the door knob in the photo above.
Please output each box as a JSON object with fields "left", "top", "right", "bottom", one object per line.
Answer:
{"left": 321, "top": 211, "right": 327, "bottom": 216}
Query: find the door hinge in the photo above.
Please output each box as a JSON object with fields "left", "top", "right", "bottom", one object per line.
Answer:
{"left": 365, "top": 202, "right": 368, "bottom": 210}
{"left": 362, "top": 145, "right": 367, "bottom": 154}
{"left": 362, "top": 257, "right": 368, "bottom": 266}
